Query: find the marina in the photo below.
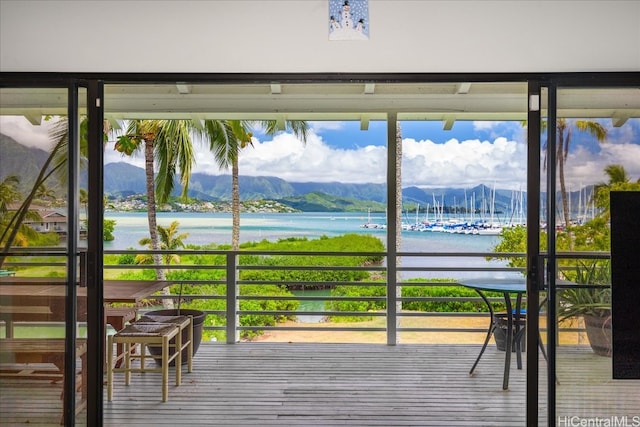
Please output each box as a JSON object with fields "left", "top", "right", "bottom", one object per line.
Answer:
{"left": 105, "top": 211, "right": 502, "bottom": 252}
{"left": 104, "top": 211, "right": 506, "bottom": 281}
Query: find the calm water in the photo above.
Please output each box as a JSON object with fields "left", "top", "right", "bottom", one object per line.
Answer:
{"left": 104, "top": 211, "right": 513, "bottom": 280}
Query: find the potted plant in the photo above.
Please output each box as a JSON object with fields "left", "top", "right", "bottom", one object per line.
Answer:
{"left": 558, "top": 259, "right": 612, "bottom": 356}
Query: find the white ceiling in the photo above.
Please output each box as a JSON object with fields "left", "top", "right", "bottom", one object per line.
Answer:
{"left": 1, "top": 82, "right": 639, "bottom": 129}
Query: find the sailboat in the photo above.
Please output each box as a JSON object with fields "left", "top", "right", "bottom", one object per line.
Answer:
{"left": 476, "top": 183, "right": 503, "bottom": 235}
{"left": 361, "top": 208, "right": 386, "bottom": 229}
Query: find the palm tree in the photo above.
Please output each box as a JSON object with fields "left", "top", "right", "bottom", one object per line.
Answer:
{"left": 0, "top": 119, "right": 71, "bottom": 266}
{"left": 593, "top": 164, "right": 640, "bottom": 218}
{"left": 602, "top": 164, "right": 631, "bottom": 185}
{"left": 0, "top": 175, "right": 40, "bottom": 247}
{"left": 0, "top": 175, "right": 21, "bottom": 214}
{"left": 394, "top": 121, "right": 403, "bottom": 340}
{"left": 115, "top": 118, "right": 308, "bottom": 316}
{"left": 116, "top": 119, "right": 237, "bottom": 307}
{"left": 207, "top": 120, "right": 309, "bottom": 250}
{"left": 555, "top": 119, "right": 607, "bottom": 238}
{"left": 35, "top": 183, "right": 57, "bottom": 206}
{"left": 116, "top": 120, "right": 196, "bottom": 307}
{"left": 136, "top": 220, "right": 188, "bottom": 265}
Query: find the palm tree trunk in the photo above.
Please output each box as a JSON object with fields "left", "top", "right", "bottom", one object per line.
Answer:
{"left": 144, "top": 139, "right": 172, "bottom": 308}
{"left": 231, "top": 157, "right": 240, "bottom": 251}
{"left": 557, "top": 129, "right": 574, "bottom": 250}
{"left": 395, "top": 123, "right": 403, "bottom": 327}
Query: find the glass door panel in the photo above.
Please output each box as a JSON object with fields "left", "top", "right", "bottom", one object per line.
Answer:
{"left": 74, "top": 85, "right": 88, "bottom": 425}
{"left": 552, "top": 86, "right": 640, "bottom": 425}
{"left": 0, "top": 86, "right": 81, "bottom": 424}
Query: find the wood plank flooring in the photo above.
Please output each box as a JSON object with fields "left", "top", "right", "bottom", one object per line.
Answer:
{"left": 1, "top": 343, "right": 638, "bottom": 426}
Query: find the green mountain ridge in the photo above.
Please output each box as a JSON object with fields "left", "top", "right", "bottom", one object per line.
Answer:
{"left": 0, "top": 134, "right": 57, "bottom": 193}
{"left": 2, "top": 134, "right": 593, "bottom": 216}
{"left": 278, "top": 191, "right": 386, "bottom": 212}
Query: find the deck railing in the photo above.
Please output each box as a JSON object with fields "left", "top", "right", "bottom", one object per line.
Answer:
{"left": 1, "top": 248, "right": 610, "bottom": 345}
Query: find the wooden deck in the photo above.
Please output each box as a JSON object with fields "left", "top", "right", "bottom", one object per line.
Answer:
{"left": 1, "top": 343, "right": 638, "bottom": 426}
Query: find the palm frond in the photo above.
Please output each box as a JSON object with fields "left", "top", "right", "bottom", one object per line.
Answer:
{"left": 203, "top": 120, "right": 238, "bottom": 169}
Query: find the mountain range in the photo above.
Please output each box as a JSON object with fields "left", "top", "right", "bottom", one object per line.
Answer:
{"left": 2, "top": 133, "right": 589, "bottom": 217}
{"left": 102, "top": 161, "right": 522, "bottom": 213}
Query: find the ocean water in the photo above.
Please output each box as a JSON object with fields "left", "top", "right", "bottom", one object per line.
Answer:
{"left": 104, "top": 211, "right": 512, "bottom": 280}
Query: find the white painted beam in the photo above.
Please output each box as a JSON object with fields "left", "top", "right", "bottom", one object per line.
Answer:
{"left": 443, "top": 115, "right": 455, "bottom": 130}
{"left": 455, "top": 83, "right": 472, "bottom": 94}
{"left": 612, "top": 111, "right": 629, "bottom": 127}
{"left": 107, "top": 118, "right": 121, "bottom": 130}
{"left": 24, "top": 111, "right": 42, "bottom": 125}
{"left": 176, "top": 83, "right": 191, "bottom": 94}
{"left": 360, "top": 116, "right": 370, "bottom": 130}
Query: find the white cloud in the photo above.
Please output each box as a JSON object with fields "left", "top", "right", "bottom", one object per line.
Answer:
{"left": 104, "top": 128, "right": 640, "bottom": 191}
{"left": 309, "top": 121, "right": 345, "bottom": 132}
{"left": 566, "top": 143, "right": 640, "bottom": 189}
{"left": 0, "top": 116, "right": 58, "bottom": 149}
{"left": 188, "top": 131, "right": 531, "bottom": 189}
{"left": 4, "top": 116, "right": 639, "bottom": 191}
{"left": 473, "top": 121, "right": 505, "bottom": 131}
{"left": 237, "top": 132, "right": 387, "bottom": 183}
{"left": 402, "top": 136, "right": 527, "bottom": 189}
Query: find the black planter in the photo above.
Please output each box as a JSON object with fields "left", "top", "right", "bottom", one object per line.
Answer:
{"left": 493, "top": 314, "right": 526, "bottom": 352}
{"left": 143, "top": 308, "right": 206, "bottom": 366}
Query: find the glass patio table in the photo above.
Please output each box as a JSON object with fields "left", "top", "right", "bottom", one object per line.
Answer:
{"left": 459, "top": 278, "right": 527, "bottom": 390}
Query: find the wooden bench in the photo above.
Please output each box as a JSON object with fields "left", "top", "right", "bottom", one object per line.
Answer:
{"left": 0, "top": 338, "right": 87, "bottom": 424}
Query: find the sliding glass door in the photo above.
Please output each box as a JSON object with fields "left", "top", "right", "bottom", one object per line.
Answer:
{"left": 546, "top": 84, "right": 640, "bottom": 426}
{"left": 0, "top": 83, "right": 88, "bottom": 425}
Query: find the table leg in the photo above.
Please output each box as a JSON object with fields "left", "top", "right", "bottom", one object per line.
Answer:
{"left": 514, "top": 293, "right": 523, "bottom": 370}
{"left": 503, "top": 292, "right": 512, "bottom": 390}
{"left": 469, "top": 290, "right": 495, "bottom": 375}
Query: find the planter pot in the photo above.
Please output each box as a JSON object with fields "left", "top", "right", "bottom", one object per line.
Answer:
{"left": 583, "top": 314, "right": 612, "bottom": 357}
{"left": 493, "top": 314, "right": 526, "bottom": 352}
{"left": 144, "top": 308, "right": 206, "bottom": 366}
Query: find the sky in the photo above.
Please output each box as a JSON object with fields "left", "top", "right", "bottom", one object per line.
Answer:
{"left": 2, "top": 116, "right": 640, "bottom": 191}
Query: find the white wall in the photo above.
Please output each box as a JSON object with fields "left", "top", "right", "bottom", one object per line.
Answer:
{"left": 1, "top": 0, "right": 639, "bottom": 73}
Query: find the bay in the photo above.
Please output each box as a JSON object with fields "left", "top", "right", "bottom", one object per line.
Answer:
{"left": 104, "top": 211, "right": 513, "bottom": 280}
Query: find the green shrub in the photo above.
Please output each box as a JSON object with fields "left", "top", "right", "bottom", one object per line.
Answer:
{"left": 402, "top": 285, "right": 504, "bottom": 312}
{"left": 116, "top": 248, "right": 136, "bottom": 265}
{"left": 326, "top": 284, "right": 386, "bottom": 321}
{"left": 107, "top": 234, "right": 382, "bottom": 338}
{"left": 237, "top": 234, "right": 383, "bottom": 289}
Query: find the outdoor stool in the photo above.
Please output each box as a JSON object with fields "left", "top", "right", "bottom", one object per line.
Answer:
{"left": 136, "top": 314, "right": 194, "bottom": 368}
{"left": 107, "top": 317, "right": 192, "bottom": 402}
{"left": 105, "top": 305, "right": 138, "bottom": 367}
